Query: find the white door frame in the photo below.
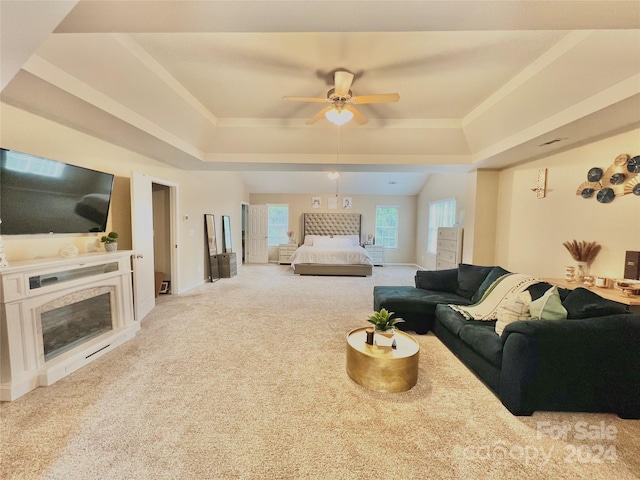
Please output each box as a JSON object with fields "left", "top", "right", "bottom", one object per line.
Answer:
{"left": 131, "top": 172, "right": 179, "bottom": 321}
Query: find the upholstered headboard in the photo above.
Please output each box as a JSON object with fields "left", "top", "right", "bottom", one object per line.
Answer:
{"left": 302, "top": 213, "right": 362, "bottom": 238}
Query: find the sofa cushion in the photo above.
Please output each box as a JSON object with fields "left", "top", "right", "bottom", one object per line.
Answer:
{"left": 374, "top": 286, "right": 470, "bottom": 316}
{"left": 435, "top": 304, "right": 474, "bottom": 336}
{"left": 529, "top": 286, "right": 567, "bottom": 320}
{"left": 495, "top": 290, "right": 532, "bottom": 335}
{"left": 415, "top": 268, "right": 458, "bottom": 292}
{"left": 458, "top": 323, "right": 504, "bottom": 368}
{"left": 471, "top": 266, "right": 511, "bottom": 303}
{"left": 455, "top": 264, "right": 495, "bottom": 299}
{"left": 562, "top": 287, "right": 629, "bottom": 319}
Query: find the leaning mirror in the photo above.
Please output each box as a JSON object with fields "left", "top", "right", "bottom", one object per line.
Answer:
{"left": 222, "top": 215, "right": 232, "bottom": 253}
{"left": 204, "top": 214, "right": 219, "bottom": 282}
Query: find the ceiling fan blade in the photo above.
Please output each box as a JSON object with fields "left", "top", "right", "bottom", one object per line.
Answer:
{"left": 346, "top": 106, "right": 368, "bottom": 125}
{"left": 283, "top": 96, "right": 328, "bottom": 103}
{"left": 334, "top": 71, "right": 354, "bottom": 96}
{"left": 351, "top": 93, "right": 400, "bottom": 104}
{"left": 306, "top": 106, "right": 333, "bottom": 125}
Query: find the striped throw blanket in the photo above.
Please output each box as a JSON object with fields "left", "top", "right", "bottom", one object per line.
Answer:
{"left": 449, "top": 273, "right": 539, "bottom": 321}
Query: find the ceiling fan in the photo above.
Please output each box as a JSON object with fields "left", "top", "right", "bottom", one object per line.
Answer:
{"left": 282, "top": 71, "right": 400, "bottom": 126}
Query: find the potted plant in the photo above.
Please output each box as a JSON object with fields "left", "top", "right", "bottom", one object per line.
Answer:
{"left": 101, "top": 231, "right": 119, "bottom": 252}
{"left": 367, "top": 308, "right": 404, "bottom": 346}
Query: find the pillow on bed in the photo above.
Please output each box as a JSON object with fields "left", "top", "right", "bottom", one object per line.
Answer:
{"left": 304, "top": 235, "right": 317, "bottom": 246}
{"left": 312, "top": 236, "right": 353, "bottom": 248}
{"left": 333, "top": 234, "right": 360, "bottom": 246}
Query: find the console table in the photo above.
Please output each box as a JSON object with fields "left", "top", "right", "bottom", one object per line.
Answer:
{"left": 0, "top": 251, "right": 138, "bottom": 400}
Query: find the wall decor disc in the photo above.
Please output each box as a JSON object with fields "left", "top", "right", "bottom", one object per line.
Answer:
{"left": 624, "top": 177, "right": 639, "bottom": 195}
{"left": 610, "top": 172, "right": 627, "bottom": 185}
{"left": 596, "top": 187, "right": 615, "bottom": 203}
{"left": 628, "top": 155, "right": 640, "bottom": 174}
{"left": 580, "top": 188, "right": 595, "bottom": 198}
{"left": 587, "top": 167, "right": 603, "bottom": 182}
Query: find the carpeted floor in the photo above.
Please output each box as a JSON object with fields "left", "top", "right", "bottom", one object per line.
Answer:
{"left": 2, "top": 264, "right": 639, "bottom": 479}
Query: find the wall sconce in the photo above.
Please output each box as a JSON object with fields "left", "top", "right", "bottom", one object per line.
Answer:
{"left": 531, "top": 168, "right": 547, "bottom": 198}
{"left": 325, "top": 108, "right": 353, "bottom": 126}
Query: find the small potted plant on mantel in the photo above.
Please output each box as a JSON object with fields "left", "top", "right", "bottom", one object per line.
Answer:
{"left": 367, "top": 308, "right": 404, "bottom": 346}
{"left": 101, "top": 231, "right": 119, "bottom": 252}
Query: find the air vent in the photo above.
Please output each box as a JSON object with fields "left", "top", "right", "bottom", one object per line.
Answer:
{"left": 539, "top": 138, "right": 566, "bottom": 147}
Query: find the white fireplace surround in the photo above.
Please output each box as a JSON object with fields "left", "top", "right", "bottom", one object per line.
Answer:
{"left": 0, "top": 251, "right": 139, "bottom": 401}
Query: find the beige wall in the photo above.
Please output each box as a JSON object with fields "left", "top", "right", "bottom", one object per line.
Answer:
{"left": 495, "top": 128, "right": 640, "bottom": 279}
{"left": 0, "top": 103, "right": 249, "bottom": 293}
{"left": 248, "top": 193, "right": 417, "bottom": 264}
{"left": 463, "top": 170, "right": 499, "bottom": 266}
{"left": 415, "top": 173, "right": 468, "bottom": 270}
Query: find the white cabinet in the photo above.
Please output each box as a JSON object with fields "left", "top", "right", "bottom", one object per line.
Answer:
{"left": 278, "top": 244, "right": 298, "bottom": 265}
{"left": 436, "top": 227, "right": 463, "bottom": 270}
{"left": 365, "top": 245, "right": 385, "bottom": 266}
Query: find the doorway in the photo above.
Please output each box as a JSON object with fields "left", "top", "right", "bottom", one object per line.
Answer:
{"left": 131, "top": 172, "right": 179, "bottom": 321}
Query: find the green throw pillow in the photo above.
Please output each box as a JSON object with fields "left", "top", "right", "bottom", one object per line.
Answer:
{"left": 529, "top": 286, "right": 567, "bottom": 320}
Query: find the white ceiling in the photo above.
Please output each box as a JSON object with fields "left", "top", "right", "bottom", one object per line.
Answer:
{"left": 1, "top": 0, "right": 639, "bottom": 195}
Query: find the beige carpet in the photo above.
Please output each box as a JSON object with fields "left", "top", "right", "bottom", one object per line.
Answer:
{"left": 2, "top": 264, "right": 639, "bottom": 480}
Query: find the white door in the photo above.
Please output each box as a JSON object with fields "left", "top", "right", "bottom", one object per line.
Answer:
{"left": 131, "top": 172, "right": 156, "bottom": 321}
{"left": 247, "top": 205, "right": 268, "bottom": 263}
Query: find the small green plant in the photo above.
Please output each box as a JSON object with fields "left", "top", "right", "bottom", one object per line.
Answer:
{"left": 100, "top": 231, "right": 119, "bottom": 244}
{"left": 367, "top": 308, "right": 404, "bottom": 332}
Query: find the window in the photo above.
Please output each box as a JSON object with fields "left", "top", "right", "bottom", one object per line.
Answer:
{"left": 427, "top": 199, "right": 456, "bottom": 255}
{"left": 375, "top": 206, "right": 399, "bottom": 249}
{"left": 267, "top": 204, "right": 289, "bottom": 247}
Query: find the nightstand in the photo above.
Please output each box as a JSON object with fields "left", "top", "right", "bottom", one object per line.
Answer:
{"left": 365, "top": 244, "right": 384, "bottom": 266}
{"left": 279, "top": 244, "right": 298, "bottom": 265}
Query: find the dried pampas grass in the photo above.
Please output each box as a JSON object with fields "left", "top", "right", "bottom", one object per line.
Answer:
{"left": 562, "top": 240, "right": 601, "bottom": 264}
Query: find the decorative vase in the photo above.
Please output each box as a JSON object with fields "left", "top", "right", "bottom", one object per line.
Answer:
{"left": 374, "top": 328, "right": 395, "bottom": 347}
{"left": 575, "top": 261, "right": 588, "bottom": 283}
{"left": 105, "top": 242, "right": 118, "bottom": 252}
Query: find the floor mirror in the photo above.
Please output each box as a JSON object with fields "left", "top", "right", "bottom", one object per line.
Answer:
{"left": 204, "top": 214, "right": 219, "bottom": 282}
{"left": 222, "top": 215, "right": 232, "bottom": 253}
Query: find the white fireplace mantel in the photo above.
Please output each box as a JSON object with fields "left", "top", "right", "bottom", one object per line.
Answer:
{"left": 0, "top": 251, "right": 139, "bottom": 401}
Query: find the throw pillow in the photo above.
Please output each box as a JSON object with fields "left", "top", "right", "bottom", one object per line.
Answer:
{"left": 495, "top": 290, "right": 532, "bottom": 336}
{"left": 455, "top": 264, "right": 495, "bottom": 299}
{"left": 562, "top": 287, "right": 629, "bottom": 319}
{"left": 415, "top": 269, "right": 458, "bottom": 292}
{"left": 529, "top": 286, "right": 567, "bottom": 320}
{"left": 471, "top": 266, "right": 511, "bottom": 303}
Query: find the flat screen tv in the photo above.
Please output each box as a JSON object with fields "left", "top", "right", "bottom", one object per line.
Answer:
{"left": 0, "top": 148, "right": 115, "bottom": 235}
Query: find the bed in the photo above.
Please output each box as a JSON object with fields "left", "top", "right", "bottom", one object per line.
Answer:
{"left": 290, "top": 213, "right": 373, "bottom": 276}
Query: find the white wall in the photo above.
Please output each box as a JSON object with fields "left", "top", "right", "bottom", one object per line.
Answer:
{"left": 248, "top": 193, "right": 417, "bottom": 263}
{"left": 0, "top": 103, "right": 249, "bottom": 292}
{"left": 495, "top": 128, "right": 640, "bottom": 279}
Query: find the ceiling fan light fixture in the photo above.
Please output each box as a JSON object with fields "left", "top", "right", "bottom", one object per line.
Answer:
{"left": 325, "top": 108, "right": 353, "bottom": 126}
{"left": 328, "top": 171, "right": 340, "bottom": 180}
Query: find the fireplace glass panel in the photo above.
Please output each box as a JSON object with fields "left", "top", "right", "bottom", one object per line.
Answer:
{"left": 41, "top": 293, "right": 113, "bottom": 361}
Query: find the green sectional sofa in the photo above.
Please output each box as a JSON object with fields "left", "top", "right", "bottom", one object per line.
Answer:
{"left": 373, "top": 264, "right": 640, "bottom": 418}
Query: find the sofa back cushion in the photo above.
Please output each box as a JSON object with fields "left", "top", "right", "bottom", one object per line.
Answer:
{"left": 455, "top": 264, "right": 495, "bottom": 299}
{"left": 471, "top": 266, "right": 511, "bottom": 303}
{"left": 562, "top": 287, "right": 630, "bottom": 319}
{"left": 415, "top": 268, "right": 458, "bottom": 292}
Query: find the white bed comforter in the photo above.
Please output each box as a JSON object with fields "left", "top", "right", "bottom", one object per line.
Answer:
{"left": 289, "top": 244, "right": 373, "bottom": 266}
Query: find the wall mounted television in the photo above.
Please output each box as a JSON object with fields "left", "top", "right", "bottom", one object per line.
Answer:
{"left": 0, "top": 148, "right": 115, "bottom": 235}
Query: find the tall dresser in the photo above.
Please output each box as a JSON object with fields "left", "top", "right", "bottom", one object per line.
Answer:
{"left": 435, "top": 227, "right": 463, "bottom": 270}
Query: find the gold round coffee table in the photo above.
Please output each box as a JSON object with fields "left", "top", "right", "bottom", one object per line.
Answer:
{"left": 346, "top": 327, "right": 420, "bottom": 393}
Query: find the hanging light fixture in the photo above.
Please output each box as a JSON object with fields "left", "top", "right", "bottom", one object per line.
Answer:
{"left": 325, "top": 107, "right": 353, "bottom": 126}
